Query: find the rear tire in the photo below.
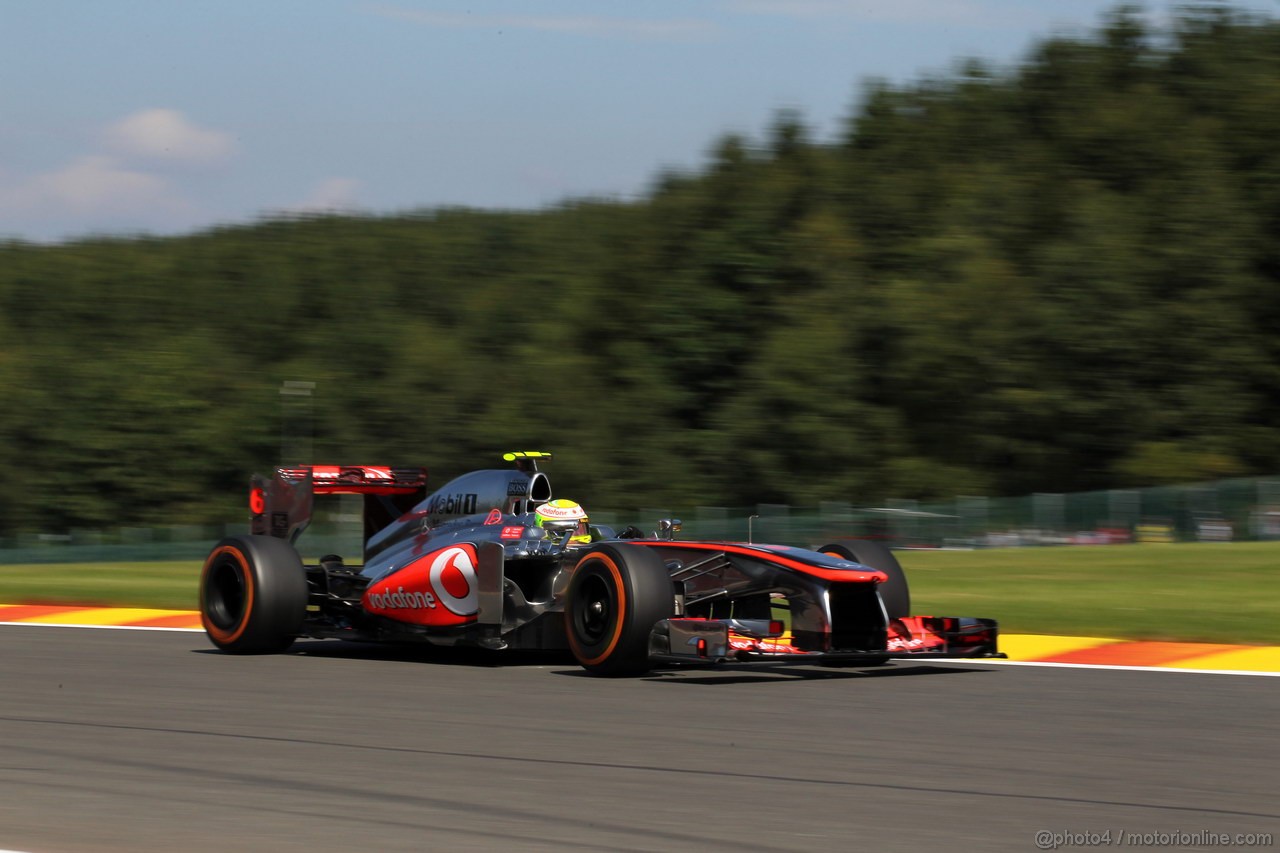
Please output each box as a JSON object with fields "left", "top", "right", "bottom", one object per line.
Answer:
{"left": 818, "top": 540, "right": 909, "bottom": 620}
{"left": 565, "top": 543, "right": 673, "bottom": 676}
{"left": 200, "top": 535, "right": 308, "bottom": 654}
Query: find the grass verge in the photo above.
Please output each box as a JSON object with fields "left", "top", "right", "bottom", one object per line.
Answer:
{"left": 0, "top": 561, "right": 198, "bottom": 611}
{"left": 900, "top": 541, "right": 1280, "bottom": 645}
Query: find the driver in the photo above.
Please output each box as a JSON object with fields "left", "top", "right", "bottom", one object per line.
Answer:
{"left": 534, "top": 498, "right": 592, "bottom": 545}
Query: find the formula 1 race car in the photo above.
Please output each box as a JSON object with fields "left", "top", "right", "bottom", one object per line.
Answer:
{"left": 199, "top": 452, "right": 1003, "bottom": 675}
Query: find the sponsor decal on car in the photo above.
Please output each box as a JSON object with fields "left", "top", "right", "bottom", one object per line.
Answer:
{"left": 500, "top": 526, "right": 525, "bottom": 539}
{"left": 534, "top": 501, "right": 586, "bottom": 521}
{"left": 483, "top": 508, "right": 503, "bottom": 525}
{"left": 887, "top": 636, "right": 934, "bottom": 653}
{"left": 728, "top": 635, "right": 806, "bottom": 654}
{"left": 367, "top": 586, "right": 437, "bottom": 610}
{"left": 425, "top": 492, "right": 479, "bottom": 516}
{"left": 506, "top": 479, "right": 529, "bottom": 496}
{"left": 362, "top": 545, "right": 480, "bottom": 626}
{"left": 429, "top": 546, "right": 478, "bottom": 616}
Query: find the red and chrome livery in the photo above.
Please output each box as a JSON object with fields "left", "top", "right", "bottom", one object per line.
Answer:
{"left": 361, "top": 544, "right": 479, "bottom": 627}
{"left": 199, "top": 452, "right": 1003, "bottom": 675}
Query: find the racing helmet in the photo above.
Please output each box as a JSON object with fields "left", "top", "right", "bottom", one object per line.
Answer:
{"left": 534, "top": 498, "right": 591, "bottom": 545}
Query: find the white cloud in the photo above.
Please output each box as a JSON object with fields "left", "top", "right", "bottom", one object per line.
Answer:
{"left": 369, "top": 4, "right": 716, "bottom": 41}
{"left": 291, "top": 177, "right": 364, "bottom": 213}
{"left": 0, "top": 108, "right": 236, "bottom": 239}
{"left": 0, "top": 155, "right": 201, "bottom": 241}
{"left": 104, "top": 108, "right": 237, "bottom": 164}
{"left": 730, "top": 0, "right": 1024, "bottom": 27}
{"left": 1, "top": 155, "right": 183, "bottom": 217}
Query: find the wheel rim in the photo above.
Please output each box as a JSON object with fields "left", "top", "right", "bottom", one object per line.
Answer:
{"left": 573, "top": 573, "right": 613, "bottom": 645}
{"left": 205, "top": 555, "right": 247, "bottom": 631}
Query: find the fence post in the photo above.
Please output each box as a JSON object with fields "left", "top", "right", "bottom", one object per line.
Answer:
{"left": 280, "top": 380, "right": 316, "bottom": 466}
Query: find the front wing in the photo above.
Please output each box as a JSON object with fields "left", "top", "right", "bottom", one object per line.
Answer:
{"left": 648, "top": 615, "right": 1004, "bottom": 666}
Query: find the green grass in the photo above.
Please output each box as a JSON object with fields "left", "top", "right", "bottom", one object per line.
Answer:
{"left": 900, "top": 541, "right": 1280, "bottom": 645}
{"left": 0, "top": 561, "right": 199, "bottom": 611}
{"left": 1, "top": 541, "right": 1277, "bottom": 644}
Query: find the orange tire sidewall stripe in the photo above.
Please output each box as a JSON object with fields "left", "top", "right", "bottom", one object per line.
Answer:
{"left": 200, "top": 545, "right": 255, "bottom": 644}
{"left": 569, "top": 552, "right": 627, "bottom": 668}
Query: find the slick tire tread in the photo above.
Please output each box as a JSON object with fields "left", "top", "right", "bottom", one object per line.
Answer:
{"left": 565, "top": 543, "right": 673, "bottom": 677}
{"left": 200, "top": 534, "right": 308, "bottom": 654}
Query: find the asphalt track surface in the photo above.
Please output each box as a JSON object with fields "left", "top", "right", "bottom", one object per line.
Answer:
{"left": 2, "top": 627, "right": 1277, "bottom": 853}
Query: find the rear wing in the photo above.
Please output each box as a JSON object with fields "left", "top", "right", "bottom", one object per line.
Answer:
{"left": 250, "top": 465, "right": 428, "bottom": 551}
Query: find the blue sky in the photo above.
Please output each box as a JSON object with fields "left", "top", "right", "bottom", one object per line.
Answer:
{"left": 2, "top": 1, "right": 1275, "bottom": 242}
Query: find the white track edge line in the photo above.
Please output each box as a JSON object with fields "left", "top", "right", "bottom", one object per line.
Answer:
{"left": 0, "top": 621, "right": 201, "bottom": 633}
{"left": 898, "top": 657, "right": 1280, "bottom": 677}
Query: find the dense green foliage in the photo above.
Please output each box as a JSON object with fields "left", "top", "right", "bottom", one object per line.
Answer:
{"left": 3, "top": 6, "right": 1280, "bottom": 534}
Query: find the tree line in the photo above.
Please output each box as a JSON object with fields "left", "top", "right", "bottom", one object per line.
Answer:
{"left": 2, "top": 5, "right": 1279, "bottom": 535}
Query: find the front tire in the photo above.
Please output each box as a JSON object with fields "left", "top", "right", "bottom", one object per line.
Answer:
{"left": 565, "top": 543, "right": 673, "bottom": 676}
{"left": 200, "top": 535, "right": 308, "bottom": 654}
{"left": 818, "top": 539, "right": 909, "bottom": 667}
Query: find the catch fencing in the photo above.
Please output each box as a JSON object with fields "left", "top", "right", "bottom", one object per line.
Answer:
{"left": 617, "top": 476, "right": 1280, "bottom": 549}
{"left": 3, "top": 476, "right": 1278, "bottom": 563}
